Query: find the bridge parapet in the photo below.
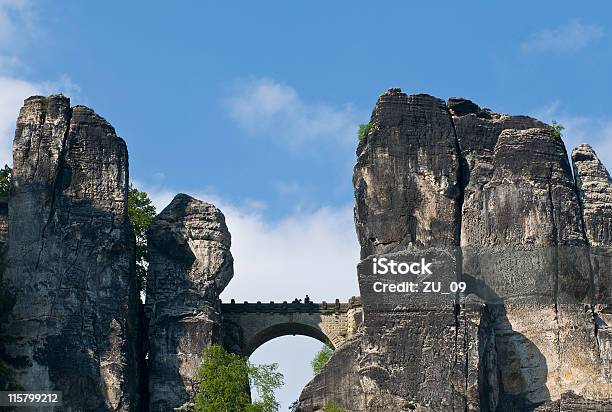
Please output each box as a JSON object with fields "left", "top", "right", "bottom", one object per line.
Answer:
{"left": 221, "top": 296, "right": 362, "bottom": 315}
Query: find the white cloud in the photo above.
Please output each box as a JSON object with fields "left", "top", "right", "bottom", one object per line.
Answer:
{"left": 221, "top": 203, "right": 359, "bottom": 303}
{"left": 139, "top": 184, "right": 360, "bottom": 303}
{"left": 521, "top": 20, "right": 604, "bottom": 54}
{"left": 535, "top": 102, "right": 612, "bottom": 170}
{"left": 0, "top": 77, "right": 38, "bottom": 166}
{"left": 226, "top": 78, "right": 363, "bottom": 148}
{"left": 0, "top": 0, "right": 80, "bottom": 167}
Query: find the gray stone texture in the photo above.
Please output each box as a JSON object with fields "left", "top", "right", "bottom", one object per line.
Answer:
{"left": 299, "top": 90, "right": 612, "bottom": 411}
{"left": 145, "top": 193, "right": 233, "bottom": 411}
{"left": 457, "top": 113, "right": 607, "bottom": 408}
{"left": 572, "top": 144, "right": 612, "bottom": 303}
{"left": 1, "top": 95, "right": 141, "bottom": 410}
{"left": 353, "top": 89, "right": 462, "bottom": 259}
{"left": 572, "top": 144, "right": 612, "bottom": 383}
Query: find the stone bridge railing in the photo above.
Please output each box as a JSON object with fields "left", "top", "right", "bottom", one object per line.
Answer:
{"left": 221, "top": 296, "right": 362, "bottom": 314}
{"left": 221, "top": 296, "right": 363, "bottom": 355}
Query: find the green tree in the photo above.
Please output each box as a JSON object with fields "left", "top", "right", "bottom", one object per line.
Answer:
{"left": 248, "top": 362, "right": 284, "bottom": 412}
{"left": 357, "top": 123, "right": 371, "bottom": 143}
{"left": 195, "top": 344, "right": 284, "bottom": 412}
{"left": 551, "top": 121, "right": 565, "bottom": 138}
{"left": 127, "top": 183, "right": 156, "bottom": 290}
{"left": 195, "top": 345, "right": 251, "bottom": 412}
{"left": 0, "top": 165, "right": 12, "bottom": 198}
{"left": 311, "top": 343, "right": 333, "bottom": 374}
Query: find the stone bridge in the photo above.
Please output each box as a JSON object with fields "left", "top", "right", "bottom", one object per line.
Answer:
{"left": 221, "top": 297, "right": 363, "bottom": 356}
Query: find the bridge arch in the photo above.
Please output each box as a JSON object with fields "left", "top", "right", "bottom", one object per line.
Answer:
{"left": 221, "top": 298, "right": 363, "bottom": 356}
{"left": 246, "top": 322, "right": 329, "bottom": 356}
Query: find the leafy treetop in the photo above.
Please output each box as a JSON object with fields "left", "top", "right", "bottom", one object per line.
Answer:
{"left": 551, "top": 121, "right": 565, "bottom": 139}
{"left": 195, "top": 344, "right": 284, "bottom": 412}
{"left": 311, "top": 343, "right": 333, "bottom": 375}
{"left": 127, "top": 183, "right": 156, "bottom": 290}
{"left": 357, "top": 123, "right": 372, "bottom": 143}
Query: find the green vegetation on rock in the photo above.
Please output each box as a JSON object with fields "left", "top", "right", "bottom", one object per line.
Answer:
{"left": 311, "top": 343, "right": 333, "bottom": 374}
{"left": 551, "top": 120, "right": 565, "bottom": 138}
{"left": 357, "top": 123, "right": 372, "bottom": 143}
{"left": 0, "top": 165, "right": 12, "bottom": 198}
{"left": 194, "top": 344, "right": 284, "bottom": 412}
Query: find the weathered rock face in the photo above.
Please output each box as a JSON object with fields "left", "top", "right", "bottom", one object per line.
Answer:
{"left": 453, "top": 103, "right": 608, "bottom": 410}
{"left": 145, "top": 193, "right": 233, "bottom": 411}
{"left": 354, "top": 89, "right": 462, "bottom": 259}
{"left": 299, "top": 90, "right": 612, "bottom": 411}
{"left": 459, "top": 124, "right": 609, "bottom": 408}
{"left": 301, "top": 89, "right": 482, "bottom": 411}
{"left": 572, "top": 144, "right": 612, "bottom": 303}
{"left": 1, "top": 95, "right": 141, "bottom": 410}
{"left": 299, "top": 305, "right": 484, "bottom": 412}
{"left": 450, "top": 98, "right": 547, "bottom": 249}
{"left": 572, "top": 144, "right": 612, "bottom": 382}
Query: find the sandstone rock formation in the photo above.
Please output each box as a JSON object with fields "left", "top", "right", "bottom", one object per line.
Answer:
{"left": 354, "top": 90, "right": 461, "bottom": 258}
{"left": 0, "top": 95, "right": 142, "bottom": 410}
{"left": 301, "top": 90, "right": 482, "bottom": 411}
{"left": 145, "top": 193, "right": 233, "bottom": 411}
{"left": 572, "top": 144, "right": 612, "bottom": 303}
{"left": 459, "top": 125, "right": 600, "bottom": 410}
{"left": 298, "top": 90, "right": 612, "bottom": 411}
{"left": 1, "top": 91, "right": 610, "bottom": 412}
{"left": 572, "top": 144, "right": 612, "bottom": 382}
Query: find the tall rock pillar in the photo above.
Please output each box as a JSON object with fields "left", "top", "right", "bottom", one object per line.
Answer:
{"left": 300, "top": 89, "right": 483, "bottom": 411}
{"left": 145, "top": 193, "right": 233, "bottom": 411}
{"left": 572, "top": 144, "right": 612, "bottom": 384}
{"left": 1, "top": 95, "right": 142, "bottom": 410}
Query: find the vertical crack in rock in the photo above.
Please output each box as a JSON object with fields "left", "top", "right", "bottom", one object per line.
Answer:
{"left": 448, "top": 103, "right": 470, "bottom": 410}
{"left": 31, "top": 97, "right": 72, "bottom": 271}
{"left": 450, "top": 98, "right": 548, "bottom": 411}
{"left": 571, "top": 157, "right": 599, "bottom": 348}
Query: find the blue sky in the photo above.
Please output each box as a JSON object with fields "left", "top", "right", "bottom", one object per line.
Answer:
{"left": 1, "top": 1, "right": 611, "bottom": 408}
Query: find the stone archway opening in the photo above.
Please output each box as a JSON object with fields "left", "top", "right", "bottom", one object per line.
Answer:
{"left": 248, "top": 335, "right": 331, "bottom": 411}
{"left": 246, "top": 322, "right": 331, "bottom": 356}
